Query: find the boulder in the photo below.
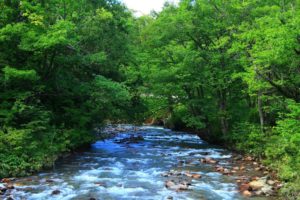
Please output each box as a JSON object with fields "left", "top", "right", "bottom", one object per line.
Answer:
{"left": 242, "top": 190, "right": 252, "bottom": 197}
{"left": 175, "top": 183, "right": 189, "bottom": 191}
{"left": 201, "top": 157, "right": 218, "bottom": 164}
{"left": 216, "top": 166, "right": 224, "bottom": 172}
{"left": 51, "top": 190, "right": 61, "bottom": 195}
{"left": 165, "top": 181, "right": 175, "bottom": 188}
{"left": 165, "top": 180, "right": 190, "bottom": 191}
{"left": 261, "top": 185, "right": 273, "bottom": 195}
{"left": 184, "top": 172, "right": 192, "bottom": 178}
{"left": 222, "top": 168, "right": 231, "bottom": 175}
{"left": 267, "top": 180, "right": 275, "bottom": 185}
{"left": 239, "top": 183, "right": 250, "bottom": 192}
{"left": 191, "top": 174, "right": 201, "bottom": 179}
{"left": 249, "top": 180, "right": 265, "bottom": 191}
{"left": 6, "top": 184, "right": 14, "bottom": 190}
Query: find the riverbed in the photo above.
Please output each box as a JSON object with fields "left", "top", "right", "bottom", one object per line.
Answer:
{"left": 6, "top": 126, "right": 272, "bottom": 200}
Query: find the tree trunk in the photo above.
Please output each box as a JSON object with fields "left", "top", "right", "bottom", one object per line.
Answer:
{"left": 219, "top": 89, "right": 228, "bottom": 135}
{"left": 257, "top": 91, "right": 264, "bottom": 133}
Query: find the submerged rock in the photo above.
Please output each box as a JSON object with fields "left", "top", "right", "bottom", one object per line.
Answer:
{"left": 191, "top": 174, "right": 201, "bottom": 179}
{"left": 200, "top": 157, "right": 218, "bottom": 164}
{"left": 46, "top": 179, "right": 55, "bottom": 183}
{"left": 165, "top": 180, "right": 189, "bottom": 191}
{"left": 5, "top": 184, "right": 14, "bottom": 190}
{"left": 115, "top": 135, "right": 144, "bottom": 144}
{"left": 95, "top": 182, "right": 107, "bottom": 187}
{"left": 51, "top": 190, "right": 61, "bottom": 195}
{"left": 165, "top": 180, "right": 175, "bottom": 188}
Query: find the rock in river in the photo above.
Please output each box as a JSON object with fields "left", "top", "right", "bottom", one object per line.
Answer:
{"left": 249, "top": 180, "right": 266, "bottom": 191}
{"left": 51, "top": 190, "right": 61, "bottom": 195}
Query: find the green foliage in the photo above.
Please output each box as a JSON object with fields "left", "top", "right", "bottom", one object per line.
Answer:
{"left": 124, "top": 1, "right": 300, "bottom": 199}
{"left": 0, "top": 0, "right": 132, "bottom": 178}
{"left": 1, "top": 1, "right": 300, "bottom": 198}
{"left": 225, "top": 123, "right": 266, "bottom": 156}
{"left": 3, "top": 66, "right": 38, "bottom": 82}
{"left": 264, "top": 100, "right": 300, "bottom": 198}
{"left": 89, "top": 75, "right": 131, "bottom": 121}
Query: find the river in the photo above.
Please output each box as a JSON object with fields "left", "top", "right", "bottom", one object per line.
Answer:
{"left": 8, "top": 126, "right": 271, "bottom": 200}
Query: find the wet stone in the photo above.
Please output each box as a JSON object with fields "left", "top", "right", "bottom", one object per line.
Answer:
{"left": 51, "top": 190, "right": 61, "bottom": 195}
{"left": 5, "top": 184, "right": 14, "bottom": 190}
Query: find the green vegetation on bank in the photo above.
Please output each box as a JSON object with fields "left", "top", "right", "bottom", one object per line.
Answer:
{"left": 0, "top": 0, "right": 137, "bottom": 177}
{"left": 125, "top": 0, "right": 300, "bottom": 198}
{"left": 0, "top": 0, "right": 300, "bottom": 199}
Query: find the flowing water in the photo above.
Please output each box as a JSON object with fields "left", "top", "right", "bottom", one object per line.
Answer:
{"left": 9, "top": 126, "right": 267, "bottom": 200}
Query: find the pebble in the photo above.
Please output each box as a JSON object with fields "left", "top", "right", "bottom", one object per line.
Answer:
{"left": 267, "top": 180, "right": 275, "bottom": 185}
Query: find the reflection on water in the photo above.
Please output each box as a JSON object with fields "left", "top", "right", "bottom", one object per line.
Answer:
{"left": 11, "top": 126, "right": 254, "bottom": 200}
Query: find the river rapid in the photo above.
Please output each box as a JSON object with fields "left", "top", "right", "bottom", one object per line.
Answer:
{"left": 7, "top": 126, "right": 271, "bottom": 200}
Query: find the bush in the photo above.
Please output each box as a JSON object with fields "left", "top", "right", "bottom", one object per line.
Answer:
{"left": 225, "top": 122, "right": 266, "bottom": 156}
{"left": 265, "top": 100, "right": 300, "bottom": 199}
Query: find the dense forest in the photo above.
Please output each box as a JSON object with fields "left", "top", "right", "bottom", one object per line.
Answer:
{"left": 0, "top": 0, "right": 299, "bottom": 199}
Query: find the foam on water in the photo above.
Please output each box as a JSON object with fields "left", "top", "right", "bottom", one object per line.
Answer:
{"left": 73, "top": 174, "right": 101, "bottom": 182}
{"left": 104, "top": 186, "right": 147, "bottom": 194}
